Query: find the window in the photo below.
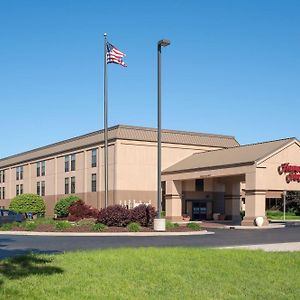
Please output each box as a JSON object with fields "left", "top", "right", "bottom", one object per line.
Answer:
{"left": 91, "top": 173, "right": 97, "bottom": 192}
{"left": 16, "top": 166, "right": 24, "bottom": 180}
{"left": 20, "top": 184, "right": 23, "bottom": 194}
{"left": 20, "top": 167, "right": 23, "bottom": 180}
{"left": 71, "top": 176, "right": 76, "bottom": 194}
{"left": 41, "top": 181, "right": 45, "bottom": 196}
{"left": 41, "top": 161, "right": 45, "bottom": 176}
{"left": 16, "top": 185, "right": 19, "bottom": 196}
{"left": 36, "top": 162, "right": 40, "bottom": 177}
{"left": 65, "top": 178, "right": 69, "bottom": 194}
{"left": 65, "top": 154, "right": 75, "bottom": 172}
{"left": 195, "top": 179, "right": 204, "bottom": 191}
{"left": 37, "top": 161, "right": 45, "bottom": 177}
{"left": 92, "top": 149, "right": 97, "bottom": 168}
{"left": 0, "top": 187, "right": 5, "bottom": 200}
{"left": 37, "top": 182, "right": 41, "bottom": 195}
{"left": 71, "top": 154, "right": 76, "bottom": 171}
{"left": 65, "top": 156, "right": 70, "bottom": 172}
{"left": 0, "top": 170, "right": 4, "bottom": 183}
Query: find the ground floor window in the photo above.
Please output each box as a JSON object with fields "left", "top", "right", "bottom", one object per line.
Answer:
{"left": 266, "top": 198, "right": 282, "bottom": 210}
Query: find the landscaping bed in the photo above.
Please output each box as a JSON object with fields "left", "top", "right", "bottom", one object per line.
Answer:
{"left": 267, "top": 210, "right": 300, "bottom": 220}
{"left": 0, "top": 219, "right": 202, "bottom": 233}
{"left": 2, "top": 196, "right": 203, "bottom": 233}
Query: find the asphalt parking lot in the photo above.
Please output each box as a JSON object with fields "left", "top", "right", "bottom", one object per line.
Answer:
{"left": 1, "top": 227, "right": 300, "bottom": 259}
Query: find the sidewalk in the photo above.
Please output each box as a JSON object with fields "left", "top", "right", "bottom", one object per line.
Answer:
{"left": 221, "top": 242, "right": 300, "bottom": 252}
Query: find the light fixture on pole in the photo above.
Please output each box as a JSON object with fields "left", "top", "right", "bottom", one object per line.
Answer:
{"left": 154, "top": 39, "right": 171, "bottom": 232}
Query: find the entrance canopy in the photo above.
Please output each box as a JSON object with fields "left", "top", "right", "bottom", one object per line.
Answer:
{"left": 162, "top": 137, "right": 300, "bottom": 226}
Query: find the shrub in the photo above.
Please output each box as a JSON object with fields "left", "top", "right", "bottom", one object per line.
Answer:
{"left": 92, "top": 223, "right": 106, "bottom": 232}
{"left": 0, "top": 222, "right": 17, "bottom": 231}
{"left": 97, "top": 205, "right": 131, "bottom": 227}
{"left": 76, "top": 218, "right": 97, "bottom": 228}
{"left": 24, "top": 221, "right": 37, "bottom": 231}
{"left": 127, "top": 222, "right": 140, "bottom": 232}
{"left": 130, "top": 205, "right": 157, "bottom": 227}
{"left": 55, "top": 221, "right": 72, "bottom": 231}
{"left": 166, "top": 220, "right": 179, "bottom": 229}
{"left": 187, "top": 222, "right": 201, "bottom": 231}
{"left": 68, "top": 200, "right": 99, "bottom": 221}
{"left": 9, "top": 194, "right": 45, "bottom": 215}
{"left": 34, "top": 218, "right": 56, "bottom": 225}
{"left": 54, "top": 195, "right": 80, "bottom": 218}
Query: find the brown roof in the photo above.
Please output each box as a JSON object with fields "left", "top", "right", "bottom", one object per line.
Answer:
{"left": 163, "top": 137, "right": 297, "bottom": 174}
{"left": 0, "top": 125, "right": 239, "bottom": 168}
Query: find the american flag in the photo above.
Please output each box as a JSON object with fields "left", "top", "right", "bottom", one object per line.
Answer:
{"left": 106, "top": 42, "right": 127, "bottom": 67}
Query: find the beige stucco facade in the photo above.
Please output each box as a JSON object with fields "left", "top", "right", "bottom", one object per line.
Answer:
{"left": 0, "top": 125, "right": 236, "bottom": 216}
{"left": 0, "top": 125, "right": 299, "bottom": 226}
{"left": 162, "top": 139, "right": 300, "bottom": 226}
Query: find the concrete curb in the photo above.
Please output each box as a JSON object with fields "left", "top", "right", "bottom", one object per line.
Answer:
{"left": 225, "top": 224, "right": 285, "bottom": 230}
{"left": 0, "top": 230, "right": 214, "bottom": 237}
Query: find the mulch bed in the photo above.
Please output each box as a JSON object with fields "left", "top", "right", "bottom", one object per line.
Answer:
{"left": 6, "top": 223, "right": 202, "bottom": 233}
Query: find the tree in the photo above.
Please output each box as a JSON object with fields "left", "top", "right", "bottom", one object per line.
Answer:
{"left": 285, "top": 191, "right": 300, "bottom": 215}
{"left": 9, "top": 194, "right": 46, "bottom": 215}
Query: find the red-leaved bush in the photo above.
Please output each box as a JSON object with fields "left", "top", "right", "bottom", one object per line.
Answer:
{"left": 68, "top": 200, "right": 99, "bottom": 221}
{"left": 97, "top": 204, "right": 156, "bottom": 227}
{"left": 130, "top": 204, "right": 156, "bottom": 227}
{"left": 97, "top": 205, "right": 131, "bottom": 227}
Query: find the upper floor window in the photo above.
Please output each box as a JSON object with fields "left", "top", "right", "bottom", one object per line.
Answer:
{"left": 37, "top": 161, "right": 46, "bottom": 177}
{"left": 195, "top": 179, "right": 204, "bottom": 192}
{"left": 0, "top": 170, "right": 5, "bottom": 183}
{"left": 65, "top": 154, "right": 76, "bottom": 172}
{"left": 36, "top": 162, "right": 40, "bottom": 177}
{"left": 41, "top": 161, "right": 45, "bottom": 176}
{"left": 65, "top": 156, "right": 70, "bottom": 172}
{"left": 71, "top": 154, "right": 76, "bottom": 171}
{"left": 91, "top": 173, "right": 97, "bottom": 192}
{"left": 92, "top": 149, "right": 97, "bottom": 168}
{"left": 16, "top": 166, "right": 24, "bottom": 181}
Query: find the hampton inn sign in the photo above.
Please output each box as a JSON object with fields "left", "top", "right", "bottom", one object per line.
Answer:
{"left": 278, "top": 163, "right": 300, "bottom": 183}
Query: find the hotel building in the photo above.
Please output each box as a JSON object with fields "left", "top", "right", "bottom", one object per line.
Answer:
{"left": 0, "top": 124, "right": 299, "bottom": 226}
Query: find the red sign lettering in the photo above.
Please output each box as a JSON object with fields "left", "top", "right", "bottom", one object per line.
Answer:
{"left": 278, "top": 163, "right": 300, "bottom": 183}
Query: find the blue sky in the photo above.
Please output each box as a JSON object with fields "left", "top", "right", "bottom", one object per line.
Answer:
{"left": 0, "top": 0, "right": 299, "bottom": 158}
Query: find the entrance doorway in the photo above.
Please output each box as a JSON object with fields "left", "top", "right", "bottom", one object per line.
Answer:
{"left": 192, "top": 202, "right": 207, "bottom": 220}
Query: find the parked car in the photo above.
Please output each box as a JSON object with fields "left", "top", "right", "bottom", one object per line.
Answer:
{"left": 0, "top": 209, "right": 25, "bottom": 225}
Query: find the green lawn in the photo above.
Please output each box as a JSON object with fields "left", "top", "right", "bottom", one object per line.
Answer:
{"left": 267, "top": 210, "right": 300, "bottom": 220}
{"left": 0, "top": 248, "right": 299, "bottom": 299}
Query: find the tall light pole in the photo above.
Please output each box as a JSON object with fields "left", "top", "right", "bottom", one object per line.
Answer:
{"left": 154, "top": 39, "right": 171, "bottom": 231}
{"left": 283, "top": 190, "right": 286, "bottom": 221}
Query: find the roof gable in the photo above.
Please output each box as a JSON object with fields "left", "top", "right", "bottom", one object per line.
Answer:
{"left": 163, "top": 138, "right": 297, "bottom": 174}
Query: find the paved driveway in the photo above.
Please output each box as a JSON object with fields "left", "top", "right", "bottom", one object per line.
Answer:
{"left": 1, "top": 227, "right": 300, "bottom": 259}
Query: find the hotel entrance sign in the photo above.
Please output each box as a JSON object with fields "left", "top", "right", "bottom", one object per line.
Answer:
{"left": 278, "top": 163, "right": 300, "bottom": 183}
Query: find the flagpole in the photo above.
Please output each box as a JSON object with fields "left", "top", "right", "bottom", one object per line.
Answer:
{"left": 104, "top": 32, "right": 108, "bottom": 208}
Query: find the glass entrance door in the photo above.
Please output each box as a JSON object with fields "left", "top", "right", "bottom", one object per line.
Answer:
{"left": 192, "top": 202, "right": 207, "bottom": 220}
